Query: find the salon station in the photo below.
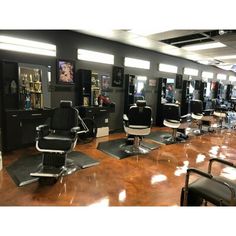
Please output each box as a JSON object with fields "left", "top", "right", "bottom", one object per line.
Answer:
{"left": 1, "top": 30, "right": 236, "bottom": 206}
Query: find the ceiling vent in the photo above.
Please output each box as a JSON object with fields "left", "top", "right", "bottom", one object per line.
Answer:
{"left": 161, "top": 30, "right": 227, "bottom": 48}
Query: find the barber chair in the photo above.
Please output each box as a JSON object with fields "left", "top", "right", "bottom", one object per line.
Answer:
{"left": 213, "top": 105, "right": 228, "bottom": 129}
{"left": 31, "top": 101, "right": 88, "bottom": 183}
{"left": 190, "top": 100, "right": 203, "bottom": 134}
{"left": 162, "top": 103, "right": 182, "bottom": 143}
{"left": 123, "top": 100, "right": 152, "bottom": 154}
{"left": 180, "top": 158, "right": 236, "bottom": 206}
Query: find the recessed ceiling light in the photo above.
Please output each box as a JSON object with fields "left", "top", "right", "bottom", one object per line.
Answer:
{"left": 214, "top": 55, "right": 236, "bottom": 60}
{"left": 182, "top": 42, "right": 226, "bottom": 51}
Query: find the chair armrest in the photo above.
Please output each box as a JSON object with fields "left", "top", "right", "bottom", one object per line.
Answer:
{"left": 187, "top": 168, "right": 213, "bottom": 179}
{"left": 123, "top": 114, "right": 128, "bottom": 121}
{"left": 208, "top": 158, "right": 236, "bottom": 174}
{"left": 71, "top": 126, "right": 81, "bottom": 134}
{"left": 184, "top": 168, "right": 236, "bottom": 206}
{"left": 36, "top": 124, "right": 49, "bottom": 138}
{"left": 36, "top": 124, "right": 49, "bottom": 131}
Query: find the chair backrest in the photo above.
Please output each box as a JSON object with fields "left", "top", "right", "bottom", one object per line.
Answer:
{"left": 51, "top": 101, "right": 79, "bottom": 131}
{"left": 163, "top": 103, "right": 181, "bottom": 121}
{"left": 190, "top": 100, "right": 203, "bottom": 115}
{"left": 128, "top": 100, "right": 152, "bottom": 127}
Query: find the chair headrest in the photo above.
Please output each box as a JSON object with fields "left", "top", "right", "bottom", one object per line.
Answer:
{"left": 60, "top": 100, "right": 72, "bottom": 108}
{"left": 136, "top": 100, "right": 146, "bottom": 107}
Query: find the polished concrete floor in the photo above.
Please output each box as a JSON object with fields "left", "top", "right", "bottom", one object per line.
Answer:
{"left": 0, "top": 127, "right": 236, "bottom": 206}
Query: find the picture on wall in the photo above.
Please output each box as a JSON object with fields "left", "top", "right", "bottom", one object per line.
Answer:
{"left": 101, "top": 74, "right": 111, "bottom": 91}
{"left": 112, "top": 66, "right": 124, "bottom": 87}
{"left": 57, "top": 59, "right": 75, "bottom": 84}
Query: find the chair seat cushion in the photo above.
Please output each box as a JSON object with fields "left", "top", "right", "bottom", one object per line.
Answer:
{"left": 188, "top": 176, "right": 236, "bottom": 206}
{"left": 164, "top": 119, "right": 181, "bottom": 128}
{"left": 213, "top": 111, "right": 227, "bottom": 118}
{"left": 38, "top": 133, "right": 75, "bottom": 151}
{"left": 192, "top": 113, "right": 203, "bottom": 120}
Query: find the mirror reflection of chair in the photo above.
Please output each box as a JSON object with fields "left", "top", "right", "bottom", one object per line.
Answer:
{"left": 213, "top": 105, "right": 228, "bottom": 129}
{"left": 190, "top": 99, "right": 203, "bottom": 134}
{"left": 180, "top": 158, "right": 236, "bottom": 206}
{"left": 123, "top": 100, "right": 152, "bottom": 154}
{"left": 163, "top": 103, "right": 181, "bottom": 144}
{"left": 31, "top": 100, "right": 88, "bottom": 183}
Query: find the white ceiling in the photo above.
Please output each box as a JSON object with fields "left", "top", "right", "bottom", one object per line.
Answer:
{"left": 76, "top": 29, "right": 236, "bottom": 72}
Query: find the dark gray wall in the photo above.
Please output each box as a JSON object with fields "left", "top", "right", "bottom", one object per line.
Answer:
{"left": 0, "top": 30, "right": 235, "bottom": 130}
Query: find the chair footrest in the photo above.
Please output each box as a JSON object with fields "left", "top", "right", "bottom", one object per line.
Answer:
{"left": 30, "top": 166, "right": 64, "bottom": 178}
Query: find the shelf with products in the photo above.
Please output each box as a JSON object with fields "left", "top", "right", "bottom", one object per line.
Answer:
{"left": 19, "top": 67, "right": 43, "bottom": 110}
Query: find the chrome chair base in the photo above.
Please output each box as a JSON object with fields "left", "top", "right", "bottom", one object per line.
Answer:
{"left": 124, "top": 144, "right": 150, "bottom": 154}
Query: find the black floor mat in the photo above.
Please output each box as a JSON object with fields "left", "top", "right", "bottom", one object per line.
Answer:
{"left": 97, "top": 138, "right": 159, "bottom": 159}
{"left": 6, "top": 151, "right": 99, "bottom": 187}
{"left": 6, "top": 154, "right": 41, "bottom": 187}
{"left": 146, "top": 131, "right": 172, "bottom": 144}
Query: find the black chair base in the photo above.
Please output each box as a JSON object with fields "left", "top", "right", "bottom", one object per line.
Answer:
{"left": 30, "top": 152, "right": 80, "bottom": 181}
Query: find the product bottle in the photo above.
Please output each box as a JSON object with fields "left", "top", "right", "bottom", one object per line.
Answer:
{"left": 25, "top": 93, "right": 31, "bottom": 110}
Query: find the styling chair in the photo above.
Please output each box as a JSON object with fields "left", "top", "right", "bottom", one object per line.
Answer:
{"left": 162, "top": 103, "right": 183, "bottom": 144}
{"left": 123, "top": 100, "right": 152, "bottom": 154}
{"left": 31, "top": 100, "right": 89, "bottom": 183}
{"left": 180, "top": 158, "right": 236, "bottom": 206}
{"left": 190, "top": 99, "right": 204, "bottom": 134}
{"left": 213, "top": 105, "right": 228, "bottom": 129}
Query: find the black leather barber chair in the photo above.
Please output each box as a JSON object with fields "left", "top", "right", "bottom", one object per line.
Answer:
{"left": 31, "top": 101, "right": 88, "bottom": 183}
{"left": 180, "top": 158, "right": 236, "bottom": 206}
{"left": 163, "top": 103, "right": 182, "bottom": 143}
{"left": 123, "top": 100, "right": 152, "bottom": 154}
{"left": 190, "top": 100, "right": 203, "bottom": 134}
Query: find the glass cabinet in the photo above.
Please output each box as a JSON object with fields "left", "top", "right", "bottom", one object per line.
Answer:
{"left": 19, "top": 66, "right": 43, "bottom": 110}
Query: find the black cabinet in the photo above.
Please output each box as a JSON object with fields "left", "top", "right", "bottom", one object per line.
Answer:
{"left": 78, "top": 106, "right": 110, "bottom": 128}
{"left": 76, "top": 69, "right": 92, "bottom": 106}
{"left": 0, "top": 61, "right": 19, "bottom": 110}
{"left": 2, "top": 109, "right": 52, "bottom": 152}
{"left": 124, "top": 74, "right": 135, "bottom": 114}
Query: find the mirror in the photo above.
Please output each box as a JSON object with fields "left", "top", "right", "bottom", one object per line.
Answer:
{"left": 134, "top": 75, "right": 147, "bottom": 102}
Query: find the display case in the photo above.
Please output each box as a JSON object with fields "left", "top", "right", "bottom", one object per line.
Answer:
{"left": 91, "top": 72, "right": 101, "bottom": 106}
{"left": 19, "top": 66, "right": 43, "bottom": 110}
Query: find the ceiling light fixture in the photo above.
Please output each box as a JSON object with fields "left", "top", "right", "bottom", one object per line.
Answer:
{"left": 217, "top": 73, "right": 227, "bottom": 80}
{"left": 159, "top": 63, "right": 178, "bottom": 73}
{"left": 229, "top": 76, "right": 236, "bottom": 82}
{"left": 183, "top": 67, "right": 198, "bottom": 76}
{"left": 182, "top": 42, "right": 226, "bottom": 51}
{"left": 0, "top": 35, "right": 56, "bottom": 56}
{"left": 124, "top": 57, "right": 150, "bottom": 69}
{"left": 202, "top": 71, "right": 214, "bottom": 79}
{"left": 77, "top": 49, "right": 114, "bottom": 64}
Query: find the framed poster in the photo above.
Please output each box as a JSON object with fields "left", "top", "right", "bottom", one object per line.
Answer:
{"left": 112, "top": 66, "right": 124, "bottom": 87}
{"left": 57, "top": 59, "right": 75, "bottom": 84}
{"left": 101, "top": 74, "right": 111, "bottom": 91}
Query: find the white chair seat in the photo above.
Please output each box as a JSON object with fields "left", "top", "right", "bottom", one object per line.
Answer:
{"left": 192, "top": 113, "right": 203, "bottom": 120}
{"left": 163, "top": 119, "right": 181, "bottom": 129}
{"left": 213, "top": 111, "right": 226, "bottom": 118}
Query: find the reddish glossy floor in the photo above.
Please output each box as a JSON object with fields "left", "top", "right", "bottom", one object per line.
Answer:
{"left": 1, "top": 127, "right": 236, "bottom": 206}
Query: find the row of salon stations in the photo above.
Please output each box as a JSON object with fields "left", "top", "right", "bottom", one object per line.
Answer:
{"left": 1, "top": 30, "right": 236, "bottom": 206}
